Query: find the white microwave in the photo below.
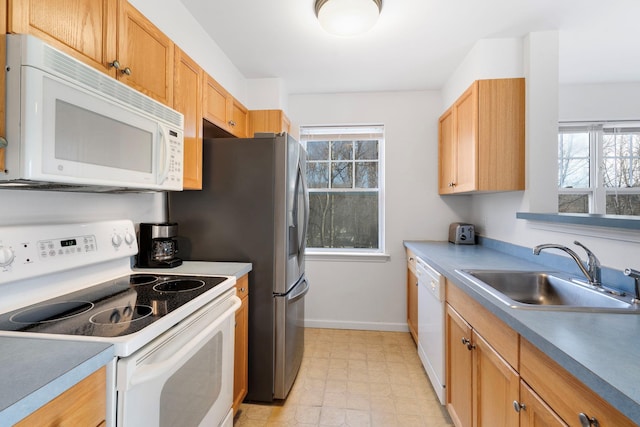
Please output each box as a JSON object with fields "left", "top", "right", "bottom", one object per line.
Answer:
{"left": 1, "top": 34, "right": 184, "bottom": 191}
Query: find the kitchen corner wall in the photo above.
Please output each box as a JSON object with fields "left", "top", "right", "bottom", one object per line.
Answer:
{"left": 289, "top": 91, "right": 470, "bottom": 331}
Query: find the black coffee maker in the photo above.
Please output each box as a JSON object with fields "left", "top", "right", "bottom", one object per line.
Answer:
{"left": 137, "top": 222, "right": 183, "bottom": 268}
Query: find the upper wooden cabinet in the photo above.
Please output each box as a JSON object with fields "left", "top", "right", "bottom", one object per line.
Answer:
{"left": 116, "top": 0, "right": 173, "bottom": 105}
{"left": 7, "top": 0, "right": 118, "bottom": 76}
{"left": 248, "top": 110, "right": 291, "bottom": 136}
{"left": 8, "top": 0, "right": 174, "bottom": 105}
{"left": 203, "top": 73, "right": 248, "bottom": 138}
{"left": 173, "top": 47, "right": 203, "bottom": 190}
{"left": 438, "top": 78, "right": 525, "bottom": 195}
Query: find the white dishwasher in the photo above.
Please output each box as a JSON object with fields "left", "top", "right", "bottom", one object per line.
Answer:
{"left": 416, "top": 256, "right": 446, "bottom": 404}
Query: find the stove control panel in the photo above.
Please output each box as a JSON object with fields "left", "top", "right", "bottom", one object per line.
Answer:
{"left": 0, "top": 220, "right": 138, "bottom": 284}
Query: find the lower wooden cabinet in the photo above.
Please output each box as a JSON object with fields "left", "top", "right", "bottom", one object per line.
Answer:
{"left": 233, "top": 274, "right": 249, "bottom": 415}
{"left": 445, "top": 302, "right": 519, "bottom": 427}
{"left": 445, "top": 279, "right": 637, "bottom": 427}
{"left": 406, "top": 249, "right": 418, "bottom": 344}
{"left": 16, "top": 366, "right": 106, "bottom": 427}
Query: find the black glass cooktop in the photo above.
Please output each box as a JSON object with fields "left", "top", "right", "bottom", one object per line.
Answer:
{"left": 0, "top": 274, "right": 227, "bottom": 337}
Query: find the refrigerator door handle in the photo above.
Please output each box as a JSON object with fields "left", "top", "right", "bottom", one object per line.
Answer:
{"left": 287, "top": 278, "right": 310, "bottom": 303}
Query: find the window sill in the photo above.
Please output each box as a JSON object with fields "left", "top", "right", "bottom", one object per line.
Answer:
{"left": 516, "top": 212, "right": 640, "bottom": 243}
{"left": 305, "top": 252, "right": 391, "bottom": 262}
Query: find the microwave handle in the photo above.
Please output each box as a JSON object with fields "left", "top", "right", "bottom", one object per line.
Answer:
{"left": 157, "top": 126, "right": 171, "bottom": 184}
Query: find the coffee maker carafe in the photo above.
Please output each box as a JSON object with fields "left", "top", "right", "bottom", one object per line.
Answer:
{"left": 137, "top": 222, "right": 183, "bottom": 268}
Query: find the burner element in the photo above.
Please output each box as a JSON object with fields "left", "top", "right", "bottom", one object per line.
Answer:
{"left": 153, "top": 279, "right": 205, "bottom": 293}
{"left": 129, "top": 274, "right": 159, "bottom": 286}
{"left": 10, "top": 301, "right": 94, "bottom": 324}
{"left": 90, "top": 305, "right": 153, "bottom": 325}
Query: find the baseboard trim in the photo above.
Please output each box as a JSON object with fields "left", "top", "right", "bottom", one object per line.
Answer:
{"left": 304, "top": 319, "right": 409, "bottom": 332}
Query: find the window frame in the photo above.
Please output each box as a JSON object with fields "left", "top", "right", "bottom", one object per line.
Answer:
{"left": 558, "top": 122, "right": 640, "bottom": 216}
{"left": 300, "top": 124, "right": 386, "bottom": 255}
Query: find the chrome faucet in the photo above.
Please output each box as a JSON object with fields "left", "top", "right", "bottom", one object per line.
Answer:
{"left": 532, "top": 241, "right": 601, "bottom": 287}
{"left": 624, "top": 268, "right": 640, "bottom": 303}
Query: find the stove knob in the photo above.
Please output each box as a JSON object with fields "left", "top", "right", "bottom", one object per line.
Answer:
{"left": 124, "top": 232, "right": 135, "bottom": 246}
{"left": 0, "top": 246, "right": 15, "bottom": 267}
{"left": 111, "top": 234, "right": 123, "bottom": 248}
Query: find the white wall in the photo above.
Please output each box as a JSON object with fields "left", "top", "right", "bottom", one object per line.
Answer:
{"left": 559, "top": 82, "right": 640, "bottom": 122}
{"left": 457, "top": 32, "right": 640, "bottom": 270}
{"left": 289, "top": 91, "right": 470, "bottom": 331}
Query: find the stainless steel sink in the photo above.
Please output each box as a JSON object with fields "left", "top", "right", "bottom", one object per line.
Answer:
{"left": 456, "top": 269, "right": 640, "bottom": 313}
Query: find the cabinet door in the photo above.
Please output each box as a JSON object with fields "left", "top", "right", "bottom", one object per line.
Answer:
{"left": 407, "top": 267, "right": 418, "bottom": 343}
{"left": 474, "top": 332, "right": 519, "bottom": 427}
{"left": 173, "top": 47, "right": 203, "bottom": 190}
{"left": 228, "top": 98, "right": 248, "bottom": 138}
{"left": 249, "top": 110, "right": 291, "bottom": 136}
{"left": 446, "top": 304, "right": 473, "bottom": 427}
{"left": 233, "top": 275, "right": 249, "bottom": 415}
{"left": 203, "top": 73, "right": 230, "bottom": 129}
{"left": 8, "top": 0, "right": 117, "bottom": 76}
{"left": 438, "top": 107, "right": 455, "bottom": 194}
{"left": 519, "top": 381, "right": 567, "bottom": 427}
{"left": 117, "top": 0, "right": 173, "bottom": 105}
{"left": 452, "top": 82, "right": 478, "bottom": 193}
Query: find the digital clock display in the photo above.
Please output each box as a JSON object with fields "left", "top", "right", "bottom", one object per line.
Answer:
{"left": 61, "top": 239, "right": 77, "bottom": 247}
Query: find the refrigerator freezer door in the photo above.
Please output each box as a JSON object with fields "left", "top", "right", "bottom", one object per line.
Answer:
{"left": 274, "top": 275, "right": 309, "bottom": 399}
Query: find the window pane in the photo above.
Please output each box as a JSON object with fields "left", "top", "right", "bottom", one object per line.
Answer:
{"left": 558, "top": 132, "right": 590, "bottom": 188}
{"left": 307, "top": 192, "right": 378, "bottom": 249}
{"left": 331, "top": 162, "right": 352, "bottom": 188}
{"left": 602, "top": 131, "right": 640, "bottom": 188}
{"left": 307, "top": 162, "right": 329, "bottom": 188}
{"left": 307, "top": 141, "right": 330, "bottom": 161}
{"left": 558, "top": 194, "right": 589, "bottom": 213}
{"left": 606, "top": 194, "right": 640, "bottom": 216}
{"left": 355, "top": 140, "right": 378, "bottom": 160}
{"left": 355, "top": 162, "right": 378, "bottom": 188}
{"left": 331, "top": 141, "right": 353, "bottom": 160}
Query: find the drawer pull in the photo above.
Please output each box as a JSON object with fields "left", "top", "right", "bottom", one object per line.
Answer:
{"left": 461, "top": 337, "right": 475, "bottom": 350}
{"left": 513, "top": 401, "right": 526, "bottom": 413}
{"left": 578, "top": 413, "right": 599, "bottom": 427}
{"left": 240, "top": 287, "right": 246, "bottom": 292}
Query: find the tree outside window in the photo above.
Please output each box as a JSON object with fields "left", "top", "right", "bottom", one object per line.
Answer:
{"left": 301, "top": 125, "right": 384, "bottom": 252}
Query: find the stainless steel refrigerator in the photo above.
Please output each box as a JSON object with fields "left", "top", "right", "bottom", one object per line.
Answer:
{"left": 168, "top": 133, "right": 309, "bottom": 402}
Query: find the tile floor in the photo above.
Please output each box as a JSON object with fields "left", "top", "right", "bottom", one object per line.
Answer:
{"left": 233, "top": 328, "right": 454, "bottom": 427}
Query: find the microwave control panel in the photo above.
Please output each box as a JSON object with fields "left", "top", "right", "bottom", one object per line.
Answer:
{"left": 165, "top": 128, "right": 183, "bottom": 188}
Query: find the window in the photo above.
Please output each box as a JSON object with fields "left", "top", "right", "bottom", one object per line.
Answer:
{"left": 300, "top": 125, "right": 384, "bottom": 253}
{"left": 558, "top": 123, "right": 640, "bottom": 215}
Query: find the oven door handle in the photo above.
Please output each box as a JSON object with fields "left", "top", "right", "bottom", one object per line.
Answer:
{"left": 128, "top": 296, "right": 241, "bottom": 388}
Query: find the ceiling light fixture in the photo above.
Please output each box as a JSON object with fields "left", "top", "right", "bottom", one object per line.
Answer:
{"left": 314, "top": 0, "right": 382, "bottom": 37}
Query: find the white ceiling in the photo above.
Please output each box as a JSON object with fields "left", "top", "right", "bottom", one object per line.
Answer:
{"left": 179, "top": 0, "right": 640, "bottom": 94}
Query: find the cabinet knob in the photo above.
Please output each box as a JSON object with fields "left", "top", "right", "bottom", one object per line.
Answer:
{"left": 121, "top": 67, "right": 132, "bottom": 76}
{"left": 228, "top": 120, "right": 236, "bottom": 127}
{"left": 461, "top": 337, "right": 475, "bottom": 350}
{"left": 109, "top": 60, "right": 121, "bottom": 69}
{"left": 513, "top": 401, "right": 526, "bottom": 413}
{"left": 240, "top": 287, "right": 246, "bottom": 292}
{"left": 578, "top": 413, "right": 599, "bottom": 427}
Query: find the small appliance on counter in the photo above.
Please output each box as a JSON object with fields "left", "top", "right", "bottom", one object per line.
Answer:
{"left": 137, "top": 222, "right": 183, "bottom": 268}
{"left": 448, "top": 222, "right": 476, "bottom": 245}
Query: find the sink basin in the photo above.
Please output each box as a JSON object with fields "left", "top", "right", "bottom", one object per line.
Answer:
{"left": 456, "top": 269, "right": 640, "bottom": 313}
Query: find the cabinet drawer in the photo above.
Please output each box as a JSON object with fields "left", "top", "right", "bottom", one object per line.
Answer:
{"left": 446, "top": 281, "right": 518, "bottom": 369}
{"left": 520, "top": 339, "right": 635, "bottom": 427}
{"left": 235, "top": 274, "right": 249, "bottom": 300}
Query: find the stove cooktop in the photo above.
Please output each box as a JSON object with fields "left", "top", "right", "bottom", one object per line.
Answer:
{"left": 0, "top": 273, "right": 228, "bottom": 338}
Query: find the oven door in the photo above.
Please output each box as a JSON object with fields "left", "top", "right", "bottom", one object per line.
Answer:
{"left": 116, "top": 289, "right": 240, "bottom": 427}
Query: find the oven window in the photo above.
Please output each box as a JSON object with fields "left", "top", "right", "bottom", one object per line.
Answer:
{"left": 160, "top": 332, "right": 223, "bottom": 427}
{"left": 55, "top": 99, "right": 153, "bottom": 173}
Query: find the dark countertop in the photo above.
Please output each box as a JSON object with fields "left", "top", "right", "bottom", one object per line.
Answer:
{"left": 404, "top": 240, "right": 640, "bottom": 424}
